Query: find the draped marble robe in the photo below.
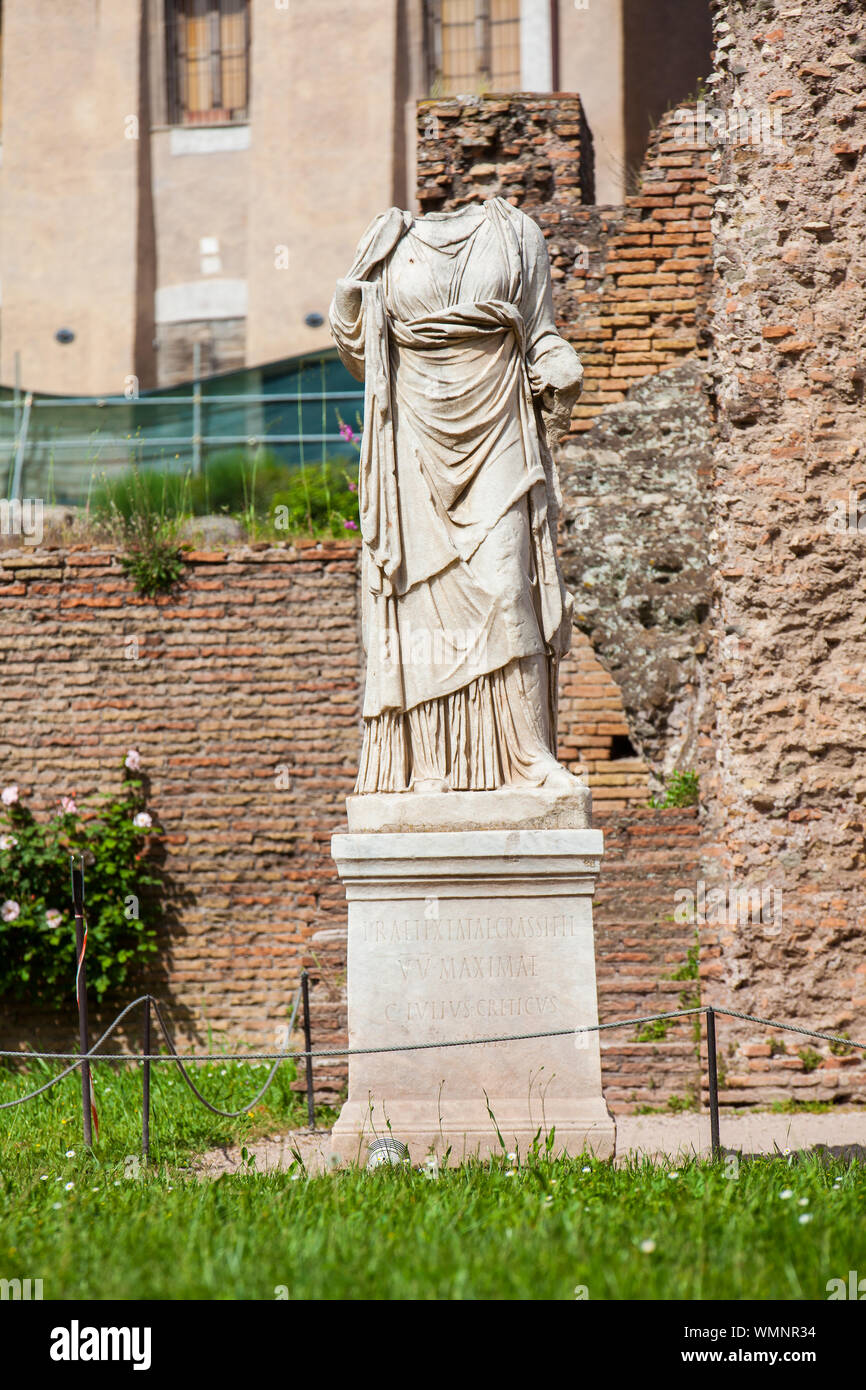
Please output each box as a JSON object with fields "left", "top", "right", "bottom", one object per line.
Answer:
{"left": 329, "top": 197, "right": 584, "bottom": 794}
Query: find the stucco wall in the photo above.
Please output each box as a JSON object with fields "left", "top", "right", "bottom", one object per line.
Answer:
{"left": 0, "top": 0, "right": 152, "bottom": 395}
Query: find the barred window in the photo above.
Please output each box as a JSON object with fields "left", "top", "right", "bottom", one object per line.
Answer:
{"left": 166, "top": 0, "right": 250, "bottom": 126}
{"left": 425, "top": 0, "right": 521, "bottom": 97}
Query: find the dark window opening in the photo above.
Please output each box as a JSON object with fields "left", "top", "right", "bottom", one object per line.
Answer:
{"left": 622, "top": 0, "right": 713, "bottom": 192}
{"left": 610, "top": 734, "right": 639, "bottom": 761}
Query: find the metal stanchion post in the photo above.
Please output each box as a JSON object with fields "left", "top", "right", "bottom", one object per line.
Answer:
{"left": 142, "top": 996, "right": 151, "bottom": 1160}
{"left": 706, "top": 1006, "right": 721, "bottom": 1161}
{"left": 70, "top": 855, "right": 93, "bottom": 1148}
{"left": 301, "top": 969, "right": 315, "bottom": 1130}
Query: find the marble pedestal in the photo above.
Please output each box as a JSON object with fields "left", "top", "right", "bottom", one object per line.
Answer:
{"left": 330, "top": 789, "right": 614, "bottom": 1165}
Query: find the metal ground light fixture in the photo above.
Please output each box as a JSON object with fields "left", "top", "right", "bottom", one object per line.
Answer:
{"left": 367, "top": 1137, "right": 410, "bottom": 1169}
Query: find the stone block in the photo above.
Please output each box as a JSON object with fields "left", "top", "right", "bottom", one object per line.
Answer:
{"left": 330, "top": 803, "right": 613, "bottom": 1164}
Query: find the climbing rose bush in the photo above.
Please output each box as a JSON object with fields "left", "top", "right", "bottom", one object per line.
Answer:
{"left": 0, "top": 754, "right": 162, "bottom": 1005}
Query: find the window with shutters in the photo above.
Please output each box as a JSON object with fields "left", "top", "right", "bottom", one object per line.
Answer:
{"left": 165, "top": 0, "right": 250, "bottom": 127}
{"left": 425, "top": 0, "right": 521, "bottom": 97}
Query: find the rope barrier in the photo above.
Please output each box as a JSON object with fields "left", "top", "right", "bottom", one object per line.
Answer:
{"left": 713, "top": 1009, "right": 866, "bottom": 1052}
{"left": 0, "top": 1005, "right": 709, "bottom": 1066}
{"left": 147, "top": 994, "right": 302, "bottom": 1120}
{"left": 8, "top": 864, "right": 859, "bottom": 1152}
{"left": 0, "top": 995, "right": 154, "bottom": 1110}
{"left": 0, "top": 1003, "right": 863, "bottom": 1087}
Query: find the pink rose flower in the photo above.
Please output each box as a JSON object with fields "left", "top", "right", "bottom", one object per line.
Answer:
{"left": 0, "top": 834, "right": 17, "bottom": 851}
{"left": 1, "top": 785, "right": 18, "bottom": 806}
{"left": 60, "top": 797, "right": 77, "bottom": 815}
{"left": 1, "top": 900, "right": 20, "bottom": 922}
{"left": 125, "top": 749, "right": 141, "bottom": 772}
{"left": 133, "top": 811, "right": 152, "bottom": 830}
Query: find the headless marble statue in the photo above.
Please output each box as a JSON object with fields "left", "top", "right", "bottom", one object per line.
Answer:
{"left": 329, "top": 197, "right": 585, "bottom": 795}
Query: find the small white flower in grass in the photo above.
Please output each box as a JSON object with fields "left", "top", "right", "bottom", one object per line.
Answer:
{"left": 799, "top": 1213, "right": 813, "bottom": 1224}
{"left": 65, "top": 1181, "right": 74, "bottom": 1191}
{"left": 544, "top": 1194, "right": 554, "bottom": 1204}
{"left": 507, "top": 1152, "right": 517, "bottom": 1161}
{"left": 133, "top": 811, "right": 152, "bottom": 830}
{"left": 40, "top": 1175, "right": 48, "bottom": 1181}
{"left": 798, "top": 1197, "right": 809, "bottom": 1206}
{"left": 779, "top": 1188, "right": 793, "bottom": 1199}
{"left": 504, "top": 1170, "right": 516, "bottom": 1178}
{"left": 582, "top": 1165, "right": 592, "bottom": 1173}
{"left": 65, "top": 1149, "right": 75, "bottom": 1158}
{"left": 0, "top": 834, "right": 17, "bottom": 851}
{"left": 114, "top": 1181, "right": 121, "bottom": 1187}
{"left": 91, "top": 1186, "right": 99, "bottom": 1192}
{"left": 125, "top": 748, "right": 141, "bottom": 771}
{"left": 1, "top": 900, "right": 20, "bottom": 922}
{"left": 640, "top": 1239, "right": 656, "bottom": 1254}
{"left": 668, "top": 1171, "right": 679, "bottom": 1179}
{"left": 52, "top": 1202, "right": 62, "bottom": 1210}
{"left": 1, "top": 785, "right": 19, "bottom": 805}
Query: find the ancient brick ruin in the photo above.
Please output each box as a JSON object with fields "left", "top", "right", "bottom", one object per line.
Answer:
{"left": 3, "top": 0, "right": 865, "bottom": 1114}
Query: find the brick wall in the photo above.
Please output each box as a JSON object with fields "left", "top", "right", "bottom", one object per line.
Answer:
{"left": 416, "top": 93, "right": 594, "bottom": 214}
{"left": 558, "top": 633, "right": 649, "bottom": 813}
{"left": 596, "top": 807, "right": 703, "bottom": 1114}
{"left": 700, "top": 0, "right": 866, "bottom": 1106}
{"left": 562, "top": 111, "right": 712, "bottom": 432}
{"left": 416, "top": 98, "right": 712, "bottom": 436}
{"left": 0, "top": 541, "right": 360, "bottom": 1060}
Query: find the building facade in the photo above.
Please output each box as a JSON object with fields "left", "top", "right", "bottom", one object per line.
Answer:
{"left": 0, "top": 0, "right": 710, "bottom": 395}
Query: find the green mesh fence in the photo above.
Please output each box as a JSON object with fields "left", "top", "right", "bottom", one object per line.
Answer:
{"left": 0, "top": 349, "right": 364, "bottom": 505}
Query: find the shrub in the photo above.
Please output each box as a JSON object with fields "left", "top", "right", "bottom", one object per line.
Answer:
{"left": 270, "top": 460, "right": 360, "bottom": 538}
{"left": 797, "top": 1047, "right": 822, "bottom": 1074}
{"left": 0, "top": 756, "right": 162, "bottom": 1006}
{"left": 93, "top": 467, "right": 187, "bottom": 597}
{"left": 649, "top": 770, "right": 700, "bottom": 809}
{"left": 634, "top": 1016, "right": 670, "bottom": 1043}
{"left": 90, "top": 451, "right": 361, "bottom": 543}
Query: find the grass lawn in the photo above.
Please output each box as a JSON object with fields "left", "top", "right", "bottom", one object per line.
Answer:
{"left": 1, "top": 1060, "right": 863, "bottom": 1301}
